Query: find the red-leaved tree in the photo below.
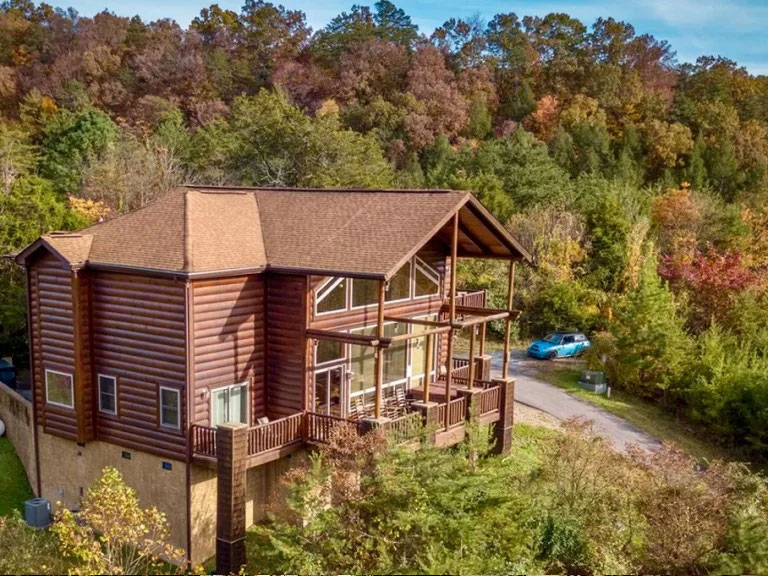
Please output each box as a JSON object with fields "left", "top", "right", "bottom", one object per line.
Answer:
{"left": 659, "top": 243, "right": 756, "bottom": 331}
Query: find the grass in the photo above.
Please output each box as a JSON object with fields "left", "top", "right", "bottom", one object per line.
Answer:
{"left": 0, "top": 436, "right": 33, "bottom": 516}
{"left": 506, "top": 422, "right": 559, "bottom": 473}
{"left": 535, "top": 364, "right": 740, "bottom": 463}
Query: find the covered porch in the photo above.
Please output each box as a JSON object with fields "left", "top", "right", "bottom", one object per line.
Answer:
{"left": 305, "top": 203, "right": 526, "bottom": 439}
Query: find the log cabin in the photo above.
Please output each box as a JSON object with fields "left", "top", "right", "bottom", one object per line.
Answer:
{"left": 13, "top": 185, "right": 531, "bottom": 566}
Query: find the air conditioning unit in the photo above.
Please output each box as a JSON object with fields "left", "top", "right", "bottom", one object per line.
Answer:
{"left": 24, "top": 498, "right": 51, "bottom": 528}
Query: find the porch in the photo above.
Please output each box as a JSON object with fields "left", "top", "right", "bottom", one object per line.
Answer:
{"left": 189, "top": 372, "right": 511, "bottom": 468}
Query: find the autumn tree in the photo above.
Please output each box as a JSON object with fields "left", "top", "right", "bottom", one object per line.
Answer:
{"left": 52, "top": 467, "right": 187, "bottom": 575}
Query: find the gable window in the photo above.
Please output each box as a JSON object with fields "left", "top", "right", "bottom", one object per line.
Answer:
{"left": 316, "top": 278, "right": 347, "bottom": 315}
{"left": 414, "top": 257, "right": 440, "bottom": 297}
{"left": 386, "top": 261, "right": 411, "bottom": 302}
{"left": 45, "top": 369, "right": 73, "bottom": 408}
{"left": 351, "top": 278, "right": 379, "bottom": 308}
{"left": 159, "top": 387, "right": 180, "bottom": 429}
{"left": 316, "top": 339, "right": 345, "bottom": 366}
{"left": 211, "top": 382, "right": 248, "bottom": 427}
{"left": 98, "top": 375, "right": 117, "bottom": 415}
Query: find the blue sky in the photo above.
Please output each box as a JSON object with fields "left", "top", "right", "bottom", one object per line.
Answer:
{"left": 60, "top": 0, "right": 768, "bottom": 75}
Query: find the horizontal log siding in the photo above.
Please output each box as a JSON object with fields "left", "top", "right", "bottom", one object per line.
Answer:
{"left": 30, "top": 253, "right": 77, "bottom": 440}
{"left": 191, "top": 276, "right": 266, "bottom": 426}
{"left": 91, "top": 272, "right": 187, "bottom": 460}
{"left": 266, "top": 274, "right": 308, "bottom": 419}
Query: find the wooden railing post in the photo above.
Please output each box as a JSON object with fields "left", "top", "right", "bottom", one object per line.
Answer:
{"left": 424, "top": 332, "right": 433, "bottom": 403}
{"left": 490, "top": 378, "right": 515, "bottom": 455}
{"left": 468, "top": 325, "right": 476, "bottom": 390}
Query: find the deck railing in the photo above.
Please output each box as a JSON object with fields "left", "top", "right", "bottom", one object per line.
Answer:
{"left": 306, "top": 411, "right": 361, "bottom": 444}
{"left": 191, "top": 424, "right": 217, "bottom": 458}
{"left": 191, "top": 386, "right": 498, "bottom": 461}
{"left": 451, "top": 357, "right": 470, "bottom": 379}
{"left": 248, "top": 412, "right": 304, "bottom": 455}
{"left": 436, "top": 396, "right": 467, "bottom": 429}
{"left": 478, "top": 386, "right": 501, "bottom": 416}
{"left": 456, "top": 289, "right": 487, "bottom": 309}
{"left": 380, "top": 411, "right": 422, "bottom": 442}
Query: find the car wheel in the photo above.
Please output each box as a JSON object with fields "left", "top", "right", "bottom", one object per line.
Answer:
{"left": 547, "top": 350, "right": 557, "bottom": 360}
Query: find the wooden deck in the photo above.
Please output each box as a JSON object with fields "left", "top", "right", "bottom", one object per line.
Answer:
{"left": 190, "top": 381, "right": 503, "bottom": 467}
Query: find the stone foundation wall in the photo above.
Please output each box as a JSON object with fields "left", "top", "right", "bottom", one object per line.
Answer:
{"left": 36, "top": 429, "right": 188, "bottom": 553}
{"left": 0, "top": 383, "right": 36, "bottom": 492}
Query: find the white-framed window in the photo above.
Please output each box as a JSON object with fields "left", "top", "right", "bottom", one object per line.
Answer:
{"left": 414, "top": 257, "right": 441, "bottom": 298}
{"left": 315, "top": 277, "right": 347, "bottom": 315}
{"left": 350, "top": 278, "right": 379, "bottom": 308}
{"left": 348, "top": 256, "right": 441, "bottom": 311}
{"left": 349, "top": 322, "right": 409, "bottom": 407}
{"left": 315, "top": 338, "right": 345, "bottom": 366}
{"left": 210, "top": 382, "right": 249, "bottom": 427}
{"left": 410, "top": 314, "right": 439, "bottom": 387}
{"left": 98, "top": 374, "right": 117, "bottom": 415}
{"left": 45, "top": 369, "right": 74, "bottom": 408}
{"left": 159, "top": 387, "right": 181, "bottom": 429}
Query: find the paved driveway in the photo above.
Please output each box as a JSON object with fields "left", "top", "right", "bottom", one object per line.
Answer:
{"left": 489, "top": 350, "right": 662, "bottom": 453}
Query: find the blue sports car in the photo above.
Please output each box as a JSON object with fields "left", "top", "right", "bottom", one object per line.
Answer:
{"left": 527, "top": 331, "right": 591, "bottom": 359}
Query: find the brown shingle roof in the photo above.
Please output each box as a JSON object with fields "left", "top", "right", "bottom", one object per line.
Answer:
{"left": 15, "top": 186, "right": 529, "bottom": 277}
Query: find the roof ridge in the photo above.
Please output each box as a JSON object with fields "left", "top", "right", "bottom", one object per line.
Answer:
{"left": 81, "top": 187, "right": 186, "bottom": 233}
{"left": 183, "top": 188, "right": 192, "bottom": 272}
{"left": 185, "top": 185, "right": 462, "bottom": 194}
{"left": 250, "top": 191, "right": 268, "bottom": 264}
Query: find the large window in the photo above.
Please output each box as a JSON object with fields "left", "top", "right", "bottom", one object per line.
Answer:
{"left": 351, "top": 278, "right": 379, "bottom": 307}
{"left": 45, "top": 369, "right": 73, "bottom": 408}
{"left": 316, "top": 339, "right": 345, "bottom": 365}
{"left": 316, "top": 278, "right": 347, "bottom": 314}
{"left": 98, "top": 374, "right": 117, "bottom": 415}
{"left": 386, "top": 261, "right": 411, "bottom": 302}
{"left": 383, "top": 323, "right": 408, "bottom": 383}
{"left": 210, "top": 382, "right": 248, "bottom": 427}
{"left": 410, "top": 315, "right": 438, "bottom": 387}
{"left": 414, "top": 257, "right": 441, "bottom": 297}
{"left": 159, "top": 387, "right": 181, "bottom": 429}
{"left": 349, "top": 326, "right": 376, "bottom": 396}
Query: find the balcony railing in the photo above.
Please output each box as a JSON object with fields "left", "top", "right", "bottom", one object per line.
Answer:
{"left": 306, "top": 411, "right": 362, "bottom": 444}
{"left": 478, "top": 385, "right": 501, "bottom": 417}
{"left": 248, "top": 412, "right": 304, "bottom": 455}
{"left": 191, "top": 383, "right": 504, "bottom": 463}
{"left": 455, "top": 289, "right": 487, "bottom": 309}
{"left": 436, "top": 396, "right": 468, "bottom": 429}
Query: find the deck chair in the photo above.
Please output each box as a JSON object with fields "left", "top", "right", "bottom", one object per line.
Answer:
{"left": 349, "top": 396, "right": 366, "bottom": 421}
{"left": 394, "top": 386, "right": 408, "bottom": 413}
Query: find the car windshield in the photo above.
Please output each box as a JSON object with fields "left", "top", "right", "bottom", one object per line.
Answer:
{"left": 543, "top": 333, "right": 562, "bottom": 344}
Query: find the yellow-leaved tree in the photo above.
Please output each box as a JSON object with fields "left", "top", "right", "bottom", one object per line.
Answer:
{"left": 51, "top": 467, "right": 187, "bottom": 575}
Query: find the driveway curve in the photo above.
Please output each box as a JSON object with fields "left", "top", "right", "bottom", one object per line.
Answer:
{"left": 489, "top": 350, "right": 662, "bottom": 453}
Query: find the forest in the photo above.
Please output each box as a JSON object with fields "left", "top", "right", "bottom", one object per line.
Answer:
{"left": 0, "top": 0, "right": 767, "bottom": 456}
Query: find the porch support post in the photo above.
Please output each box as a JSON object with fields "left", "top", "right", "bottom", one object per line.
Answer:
{"left": 445, "top": 212, "right": 459, "bottom": 430}
{"left": 501, "top": 260, "right": 516, "bottom": 379}
{"left": 215, "top": 422, "right": 247, "bottom": 575}
{"left": 468, "top": 325, "right": 476, "bottom": 390}
{"left": 424, "top": 332, "right": 434, "bottom": 403}
{"left": 491, "top": 378, "right": 515, "bottom": 455}
{"left": 374, "top": 279, "right": 386, "bottom": 419}
{"left": 479, "top": 323, "right": 486, "bottom": 357}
